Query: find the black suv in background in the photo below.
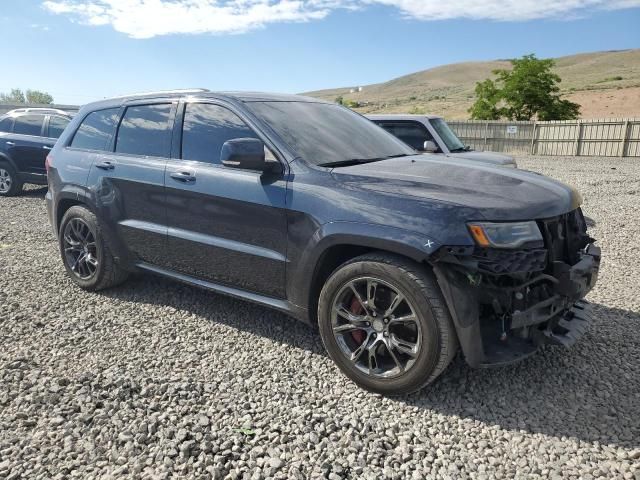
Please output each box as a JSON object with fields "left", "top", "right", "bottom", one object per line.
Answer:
{"left": 46, "top": 90, "right": 600, "bottom": 395}
{"left": 0, "top": 108, "right": 72, "bottom": 196}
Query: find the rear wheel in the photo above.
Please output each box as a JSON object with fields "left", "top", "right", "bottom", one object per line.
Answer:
{"left": 59, "top": 206, "right": 129, "bottom": 291}
{"left": 0, "top": 164, "right": 23, "bottom": 196}
{"left": 318, "top": 253, "right": 457, "bottom": 395}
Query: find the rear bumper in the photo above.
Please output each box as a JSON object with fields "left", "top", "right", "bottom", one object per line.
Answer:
{"left": 434, "top": 243, "right": 601, "bottom": 368}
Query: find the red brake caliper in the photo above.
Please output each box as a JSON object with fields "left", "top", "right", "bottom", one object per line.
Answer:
{"left": 349, "top": 295, "right": 366, "bottom": 345}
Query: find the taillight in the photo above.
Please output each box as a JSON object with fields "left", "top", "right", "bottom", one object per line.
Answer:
{"left": 45, "top": 154, "right": 53, "bottom": 175}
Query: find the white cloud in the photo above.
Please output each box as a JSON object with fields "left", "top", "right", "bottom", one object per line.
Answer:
{"left": 42, "top": 0, "right": 640, "bottom": 38}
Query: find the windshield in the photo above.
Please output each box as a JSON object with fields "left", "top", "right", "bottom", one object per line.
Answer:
{"left": 429, "top": 118, "right": 466, "bottom": 152}
{"left": 247, "top": 101, "right": 414, "bottom": 165}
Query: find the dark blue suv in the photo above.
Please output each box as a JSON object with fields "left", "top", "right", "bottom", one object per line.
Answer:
{"left": 46, "top": 90, "right": 600, "bottom": 394}
{"left": 0, "top": 108, "right": 72, "bottom": 195}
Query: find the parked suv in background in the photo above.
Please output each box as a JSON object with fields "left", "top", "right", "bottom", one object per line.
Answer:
{"left": 368, "top": 114, "right": 517, "bottom": 168}
{"left": 47, "top": 90, "right": 599, "bottom": 395}
{"left": 0, "top": 108, "right": 72, "bottom": 195}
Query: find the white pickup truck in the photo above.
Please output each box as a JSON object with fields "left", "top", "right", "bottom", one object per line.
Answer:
{"left": 367, "top": 114, "right": 517, "bottom": 168}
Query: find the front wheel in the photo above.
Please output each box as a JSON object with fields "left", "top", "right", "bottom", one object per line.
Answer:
{"left": 318, "top": 253, "right": 458, "bottom": 395}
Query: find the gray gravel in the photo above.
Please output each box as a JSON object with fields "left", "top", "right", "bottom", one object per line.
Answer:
{"left": 1, "top": 155, "right": 639, "bottom": 479}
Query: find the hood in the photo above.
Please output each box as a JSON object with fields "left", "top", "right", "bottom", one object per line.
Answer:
{"left": 447, "top": 150, "right": 516, "bottom": 167}
{"left": 331, "top": 155, "right": 581, "bottom": 221}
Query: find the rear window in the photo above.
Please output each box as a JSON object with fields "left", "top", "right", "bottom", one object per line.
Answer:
{"left": 48, "top": 116, "right": 70, "bottom": 139}
{"left": 71, "top": 108, "right": 120, "bottom": 151}
{"left": 13, "top": 115, "right": 44, "bottom": 136}
{"left": 115, "top": 104, "right": 173, "bottom": 157}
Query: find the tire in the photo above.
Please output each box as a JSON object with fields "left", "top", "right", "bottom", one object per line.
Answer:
{"left": 59, "top": 206, "right": 129, "bottom": 291}
{"left": 318, "top": 252, "right": 458, "bottom": 395}
{"left": 0, "top": 163, "right": 23, "bottom": 197}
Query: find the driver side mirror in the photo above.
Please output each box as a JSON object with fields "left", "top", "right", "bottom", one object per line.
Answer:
{"left": 221, "top": 138, "right": 280, "bottom": 173}
{"left": 423, "top": 140, "right": 438, "bottom": 153}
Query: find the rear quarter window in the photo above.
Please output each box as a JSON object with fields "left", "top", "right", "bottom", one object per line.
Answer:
{"left": 0, "top": 117, "right": 13, "bottom": 133}
{"left": 71, "top": 108, "right": 120, "bottom": 151}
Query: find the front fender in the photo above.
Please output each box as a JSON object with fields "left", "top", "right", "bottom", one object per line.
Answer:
{"left": 286, "top": 221, "right": 443, "bottom": 312}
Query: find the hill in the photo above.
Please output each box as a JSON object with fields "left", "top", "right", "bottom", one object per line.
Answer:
{"left": 303, "top": 49, "right": 640, "bottom": 119}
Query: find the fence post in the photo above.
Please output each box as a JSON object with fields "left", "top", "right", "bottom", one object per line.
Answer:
{"left": 483, "top": 121, "right": 489, "bottom": 151}
{"left": 620, "top": 120, "right": 630, "bottom": 157}
{"left": 530, "top": 121, "right": 537, "bottom": 155}
{"left": 574, "top": 121, "right": 583, "bottom": 156}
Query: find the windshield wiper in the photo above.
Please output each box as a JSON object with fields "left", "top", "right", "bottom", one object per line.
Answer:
{"left": 319, "top": 154, "right": 409, "bottom": 168}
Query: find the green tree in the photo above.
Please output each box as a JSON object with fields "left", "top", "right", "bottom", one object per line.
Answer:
{"left": 469, "top": 54, "right": 580, "bottom": 121}
{"left": 468, "top": 79, "right": 503, "bottom": 120}
{"left": 0, "top": 88, "right": 26, "bottom": 104}
{"left": 26, "top": 89, "right": 54, "bottom": 104}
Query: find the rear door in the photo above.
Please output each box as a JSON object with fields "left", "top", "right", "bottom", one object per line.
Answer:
{"left": 7, "top": 114, "right": 49, "bottom": 174}
{"left": 86, "top": 102, "right": 176, "bottom": 266}
{"left": 164, "top": 101, "right": 288, "bottom": 298}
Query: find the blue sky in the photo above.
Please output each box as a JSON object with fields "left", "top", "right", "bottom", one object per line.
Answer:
{"left": 2, "top": 0, "right": 639, "bottom": 105}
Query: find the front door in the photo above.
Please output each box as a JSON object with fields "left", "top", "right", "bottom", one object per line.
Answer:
{"left": 164, "top": 101, "right": 288, "bottom": 298}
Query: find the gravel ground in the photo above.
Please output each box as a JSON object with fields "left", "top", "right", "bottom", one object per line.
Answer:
{"left": 0, "top": 155, "right": 639, "bottom": 480}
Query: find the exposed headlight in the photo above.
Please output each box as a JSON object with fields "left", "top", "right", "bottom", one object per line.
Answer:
{"left": 467, "top": 221, "right": 542, "bottom": 249}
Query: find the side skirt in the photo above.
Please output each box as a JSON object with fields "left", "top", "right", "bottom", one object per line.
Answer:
{"left": 135, "top": 262, "right": 310, "bottom": 324}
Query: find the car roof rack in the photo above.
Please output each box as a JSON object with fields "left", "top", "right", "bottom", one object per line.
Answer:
{"left": 112, "top": 88, "right": 211, "bottom": 99}
{"left": 6, "top": 107, "right": 70, "bottom": 115}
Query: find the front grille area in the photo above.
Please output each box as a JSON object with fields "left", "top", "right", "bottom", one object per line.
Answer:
{"left": 538, "top": 208, "right": 590, "bottom": 267}
{"left": 472, "top": 247, "right": 547, "bottom": 274}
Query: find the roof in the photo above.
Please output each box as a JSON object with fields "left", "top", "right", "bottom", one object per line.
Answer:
{"left": 366, "top": 114, "right": 443, "bottom": 121}
{"left": 81, "top": 89, "right": 331, "bottom": 112}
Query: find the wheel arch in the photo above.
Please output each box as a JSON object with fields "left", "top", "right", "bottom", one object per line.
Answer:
{"left": 0, "top": 152, "right": 18, "bottom": 171}
{"left": 297, "top": 222, "right": 441, "bottom": 324}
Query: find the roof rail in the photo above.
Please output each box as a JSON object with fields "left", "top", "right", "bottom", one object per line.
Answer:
{"left": 6, "top": 107, "right": 70, "bottom": 115}
{"left": 111, "top": 88, "right": 210, "bottom": 99}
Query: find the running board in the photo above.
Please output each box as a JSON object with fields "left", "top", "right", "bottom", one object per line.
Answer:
{"left": 135, "top": 262, "right": 306, "bottom": 321}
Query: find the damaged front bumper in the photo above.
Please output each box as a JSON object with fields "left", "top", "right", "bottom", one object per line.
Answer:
{"left": 433, "top": 243, "right": 601, "bottom": 368}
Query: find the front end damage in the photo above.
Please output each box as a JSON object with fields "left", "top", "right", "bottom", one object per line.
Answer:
{"left": 433, "top": 208, "right": 600, "bottom": 367}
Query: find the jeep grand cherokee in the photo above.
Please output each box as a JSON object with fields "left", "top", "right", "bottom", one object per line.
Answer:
{"left": 46, "top": 90, "right": 600, "bottom": 395}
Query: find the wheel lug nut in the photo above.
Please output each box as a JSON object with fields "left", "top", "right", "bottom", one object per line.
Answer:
{"left": 384, "top": 332, "right": 388, "bottom": 337}
{"left": 383, "top": 318, "right": 389, "bottom": 324}
{"left": 372, "top": 312, "right": 377, "bottom": 317}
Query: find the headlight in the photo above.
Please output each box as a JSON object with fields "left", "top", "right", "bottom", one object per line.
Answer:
{"left": 467, "top": 221, "right": 542, "bottom": 249}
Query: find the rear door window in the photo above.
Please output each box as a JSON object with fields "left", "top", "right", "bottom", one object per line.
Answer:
{"left": 71, "top": 108, "right": 120, "bottom": 151}
{"left": 13, "top": 115, "right": 44, "bottom": 136}
{"left": 115, "top": 104, "right": 173, "bottom": 158}
{"left": 48, "top": 116, "right": 70, "bottom": 139}
{"left": 181, "top": 103, "right": 259, "bottom": 165}
{"left": 377, "top": 121, "right": 434, "bottom": 150}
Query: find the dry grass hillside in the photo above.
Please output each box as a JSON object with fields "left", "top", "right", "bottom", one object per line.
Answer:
{"left": 304, "top": 49, "right": 640, "bottom": 119}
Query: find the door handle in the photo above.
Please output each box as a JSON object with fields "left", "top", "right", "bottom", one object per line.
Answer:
{"left": 170, "top": 171, "right": 196, "bottom": 182}
{"left": 95, "top": 161, "right": 115, "bottom": 170}
{"left": 43, "top": 145, "right": 52, "bottom": 150}
{"left": 5, "top": 141, "right": 15, "bottom": 146}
